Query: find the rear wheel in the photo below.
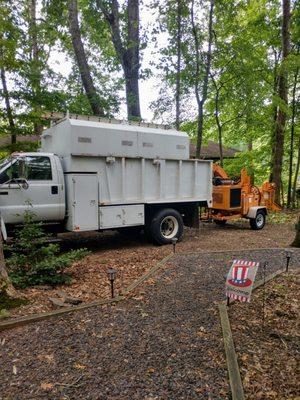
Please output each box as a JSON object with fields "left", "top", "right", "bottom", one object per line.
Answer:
{"left": 149, "top": 208, "right": 183, "bottom": 245}
{"left": 250, "top": 211, "right": 266, "bottom": 230}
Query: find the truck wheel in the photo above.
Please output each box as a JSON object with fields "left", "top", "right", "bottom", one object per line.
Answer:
{"left": 149, "top": 208, "right": 183, "bottom": 245}
{"left": 250, "top": 211, "right": 266, "bottom": 230}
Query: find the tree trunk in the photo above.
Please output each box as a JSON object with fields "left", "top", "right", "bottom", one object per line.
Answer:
{"left": 287, "top": 66, "right": 299, "bottom": 207}
{"left": 97, "top": 0, "right": 141, "bottom": 120}
{"left": 29, "top": 0, "right": 43, "bottom": 135}
{"left": 191, "top": 0, "right": 214, "bottom": 158}
{"left": 213, "top": 84, "right": 223, "bottom": 166}
{"left": 271, "top": 0, "right": 291, "bottom": 204}
{"left": 0, "top": 66, "right": 16, "bottom": 144}
{"left": 175, "top": 0, "right": 182, "bottom": 130}
{"left": 68, "top": 0, "right": 105, "bottom": 117}
{"left": 0, "top": 235, "right": 18, "bottom": 299}
{"left": 269, "top": 49, "right": 280, "bottom": 182}
{"left": 291, "top": 134, "right": 300, "bottom": 207}
{"left": 291, "top": 216, "right": 300, "bottom": 247}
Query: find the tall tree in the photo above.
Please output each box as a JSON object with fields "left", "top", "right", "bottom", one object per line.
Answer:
{"left": 96, "top": 0, "right": 141, "bottom": 120}
{"left": 191, "top": 0, "right": 214, "bottom": 158}
{"left": 0, "top": 64, "right": 16, "bottom": 144}
{"left": 0, "top": 0, "right": 20, "bottom": 144}
{"left": 28, "top": 0, "right": 43, "bottom": 134}
{"left": 175, "top": 0, "right": 182, "bottom": 130}
{"left": 68, "top": 0, "right": 105, "bottom": 116}
{"left": 292, "top": 135, "right": 300, "bottom": 207}
{"left": 291, "top": 215, "right": 300, "bottom": 247}
{"left": 271, "top": 0, "right": 291, "bottom": 204}
{"left": 287, "top": 65, "right": 299, "bottom": 206}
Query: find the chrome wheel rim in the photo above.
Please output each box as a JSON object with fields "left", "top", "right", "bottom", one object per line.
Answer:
{"left": 160, "top": 216, "right": 179, "bottom": 239}
{"left": 256, "top": 214, "right": 264, "bottom": 227}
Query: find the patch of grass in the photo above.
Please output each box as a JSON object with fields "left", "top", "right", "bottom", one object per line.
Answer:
{"left": 0, "top": 309, "right": 10, "bottom": 319}
{"left": 0, "top": 290, "right": 28, "bottom": 310}
{"left": 268, "top": 211, "right": 298, "bottom": 225}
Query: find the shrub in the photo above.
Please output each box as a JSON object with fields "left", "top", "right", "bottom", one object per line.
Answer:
{"left": 7, "top": 212, "right": 89, "bottom": 288}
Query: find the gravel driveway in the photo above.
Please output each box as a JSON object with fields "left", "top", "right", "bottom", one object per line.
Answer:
{"left": 1, "top": 248, "right": 299, "bottom": 400}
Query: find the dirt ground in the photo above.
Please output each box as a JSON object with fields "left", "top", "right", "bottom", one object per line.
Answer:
{"left": 230, "top": 271, "right": 300, "bottom": 400}
{"left": 0, "top": 249, "right": 299, "bottom": 400}
{"left": 2, "top": 217, "right": 298, "bottom": 319}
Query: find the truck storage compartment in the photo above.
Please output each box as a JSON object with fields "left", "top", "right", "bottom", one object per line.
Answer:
{"left": 65, "top": 173, "right": 99, "bottom": 231}
{"left": 99, "top": 204, "right": 144, "bottom": 229}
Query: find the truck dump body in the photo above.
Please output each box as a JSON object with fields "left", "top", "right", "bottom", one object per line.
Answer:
{"left": 0, "top": 117, "right": 212, "bottom": 243}
{"left": 41, "top": 119, "right": 212, "bottom": 207}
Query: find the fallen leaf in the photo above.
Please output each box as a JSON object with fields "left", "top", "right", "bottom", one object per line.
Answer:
{"left": 40, "top": 382, "right": 54, "bottom": 390}
{"left": 74, "top": 363, "right": 86, "bottom": 370}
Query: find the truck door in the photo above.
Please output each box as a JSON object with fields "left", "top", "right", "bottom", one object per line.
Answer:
{"left": 0, "top": 155, "right": 64, "bottom": 224}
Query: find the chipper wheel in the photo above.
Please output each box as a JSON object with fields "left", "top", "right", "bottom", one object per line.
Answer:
{"left": 249, "top": 211, "right": 266, "bottom": 230}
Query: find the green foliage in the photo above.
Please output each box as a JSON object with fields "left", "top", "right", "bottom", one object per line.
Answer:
{"left": 7, "top": 212, "right": 89, "bottom": 288}
{"left": 0, "top": 141, "right": 39, "bottom": 154}
{"left": 267, "top": 211, "right": 298, "bottom": 225}
{"left": 0, "top": 291, "right": 27, "bottom": 311}
{"left": 0, "top": 309, "right": 10, "bottom": 319}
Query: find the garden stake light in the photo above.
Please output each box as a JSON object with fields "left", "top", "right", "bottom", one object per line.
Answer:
{"left": 285, "top": 249, "right": 293, "bottom": 272}
{"left": 171, "top": 237, "right": 178, "bottom": 254}
{"left": 107, "top": 268, "right": 117, "bottom": 298}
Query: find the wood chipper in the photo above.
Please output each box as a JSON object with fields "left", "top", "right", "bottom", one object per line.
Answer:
{"left": 204, "top": 164, "right": 281, "bottom": 229}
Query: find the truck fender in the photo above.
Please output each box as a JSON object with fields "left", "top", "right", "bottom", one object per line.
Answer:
{"left": 0, "top": 215, "right": 7, "bottom": 241}
{"left": 246, "top": 206, "right": 267, "bottom": 219}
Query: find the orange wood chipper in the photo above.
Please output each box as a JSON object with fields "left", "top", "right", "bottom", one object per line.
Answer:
{"left": 204, "top": 164, "right": 281, "bottom": 229}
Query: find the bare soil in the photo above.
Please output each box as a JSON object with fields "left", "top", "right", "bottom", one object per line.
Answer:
{"left": 230, "top": 271, "right": 300, "bottom": 400}
{"left": 2, "top": 217, "right": 297, "bottom": 319}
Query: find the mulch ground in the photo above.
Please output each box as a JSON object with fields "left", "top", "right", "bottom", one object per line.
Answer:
{"left": 3, "top": 217, "right": 297, "bottom": 319}
{"left": 230, "top": 271, "right": 300, "bottom": 400}
{"left": 0, "top": 248, "right": 299, "bottom": 400}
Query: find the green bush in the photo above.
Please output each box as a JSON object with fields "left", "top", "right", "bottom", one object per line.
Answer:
{"left": 7, "top": 212, "right": 89, "bottom": 288}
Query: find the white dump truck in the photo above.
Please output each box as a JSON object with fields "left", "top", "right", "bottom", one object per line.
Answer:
{"left": 0, "top": 117, "right": 212, "bottom": 244}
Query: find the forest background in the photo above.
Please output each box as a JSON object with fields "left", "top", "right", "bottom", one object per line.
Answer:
{"left": 0, "top": 0, "right": 299, "bottom": 206}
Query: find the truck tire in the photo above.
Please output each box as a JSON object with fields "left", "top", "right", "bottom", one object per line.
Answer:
{"left": 250, "top": 211, "right": 266, "bottom": 230}
{"left": 149, "top": 208, "right": 183, "bottom": 245}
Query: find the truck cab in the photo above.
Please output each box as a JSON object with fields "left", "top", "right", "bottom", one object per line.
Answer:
{"left": 0, "top": 153, "right": 65, "bottom": 225}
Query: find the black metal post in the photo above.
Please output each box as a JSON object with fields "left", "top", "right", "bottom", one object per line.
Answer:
{"left": 285, "top": 249, "right": 293, "bottom": 272}
{"left": 110, "top": 279, "right": 114, "bottom": 298}
{"left": 227, "top": 297, "right": 230, "bottom": 307}
{"left": 171, "top": 238, "right": 178, "bottom": 254}
{"left": 286, "top": 256, "right": 291, "bottom": 272}
{"left": 262, "top": 261, "right": 268, "bottom": 331}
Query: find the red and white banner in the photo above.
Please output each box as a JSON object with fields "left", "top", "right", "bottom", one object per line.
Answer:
{"left": 226, "top": 259, "right": 259, "bottom": 302}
